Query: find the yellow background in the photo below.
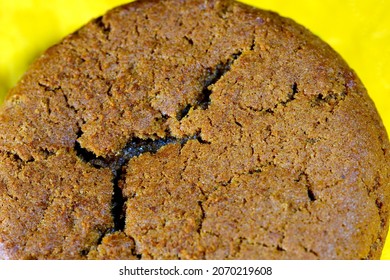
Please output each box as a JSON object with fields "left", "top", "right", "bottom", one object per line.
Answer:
{"left": 0, "top": 0, "right": 389, "bottom": 259}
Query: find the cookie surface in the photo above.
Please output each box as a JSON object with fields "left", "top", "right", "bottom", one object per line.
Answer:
{"left": 0, "top": 0, "right": 389, "bottom": 259}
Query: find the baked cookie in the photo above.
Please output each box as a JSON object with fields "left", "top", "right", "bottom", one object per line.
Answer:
{"left": 0, "top": 0, "right": 389, "bottom": 259}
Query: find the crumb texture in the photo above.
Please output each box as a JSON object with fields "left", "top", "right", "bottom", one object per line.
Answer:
{"left": 0, "top": 0, "right": 389, "bottom": 259}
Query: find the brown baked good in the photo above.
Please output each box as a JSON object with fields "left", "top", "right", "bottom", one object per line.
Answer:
{"left": 0, "top": 0, "right": 389, "bottom": 260}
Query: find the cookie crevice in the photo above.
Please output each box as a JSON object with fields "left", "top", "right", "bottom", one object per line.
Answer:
{"left": 74, "top": 133, "right": 209, "bottom": 239}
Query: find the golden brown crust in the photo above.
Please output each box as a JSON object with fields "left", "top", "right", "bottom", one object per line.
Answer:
{"left": 0, "top": 0, "right": 389, "bottom": 259}
{"left": 0, "top": 150, "right": 113, "bottom": 259}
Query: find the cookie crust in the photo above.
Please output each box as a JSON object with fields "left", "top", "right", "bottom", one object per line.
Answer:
{"left": 0, "top": 0, "right": 389, "bottom": 259}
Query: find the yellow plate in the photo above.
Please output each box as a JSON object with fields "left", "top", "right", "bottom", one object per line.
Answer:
{"left": 0, "top": 0, "right": 389, "bottom": 259}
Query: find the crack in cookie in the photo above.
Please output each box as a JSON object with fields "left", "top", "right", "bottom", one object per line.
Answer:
{"left": 0, "top": 0, "right": 389, "bottom": 260}
{"left": 75, "top": 133, "right": 206, "bottom": 234}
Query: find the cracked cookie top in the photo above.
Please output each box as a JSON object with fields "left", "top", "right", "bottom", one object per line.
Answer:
{"left": 0, "top": 0, "right": 389, "bottom": 259}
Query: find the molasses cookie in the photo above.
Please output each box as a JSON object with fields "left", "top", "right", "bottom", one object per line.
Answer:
{"left": 0, "top": 0, "right": 389, "bottom": 259}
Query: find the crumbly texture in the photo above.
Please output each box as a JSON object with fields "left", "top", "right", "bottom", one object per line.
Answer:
{"left": 0, "top": 0, "right": 389, "bottom": 259}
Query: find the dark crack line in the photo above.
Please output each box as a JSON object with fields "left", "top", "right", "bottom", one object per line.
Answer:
{"left": 199, "top": 51, "right": 243, "bottom": 110}
{"left": 176, "top": 51, "right": 243, "bottom": 120}
{"left": 237, "top": 82, "right": 299, "bottom": 115}
{"left": 197, "top": 200, "right": 205, "bottom": 235}
{"left": 295, "top": 171, "right": 317, "bottom": 202}
{"left": 75, "top": 133, "right": 207, "bottom": 233}
{"left": 281, "top": 82, "right": 298, "bottom": 106}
